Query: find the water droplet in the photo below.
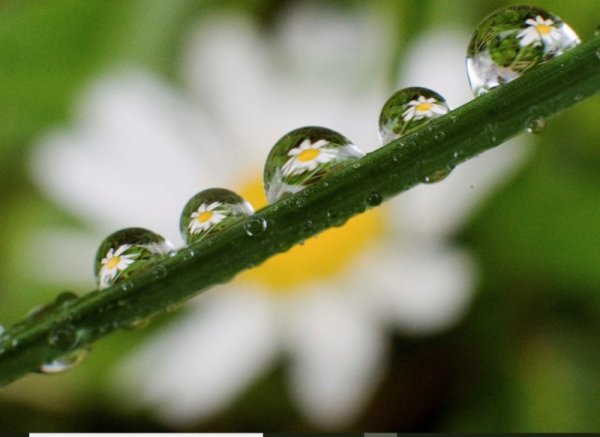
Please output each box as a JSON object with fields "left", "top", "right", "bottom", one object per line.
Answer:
{"left": 434, "top": 131, "right": 446, "bottom": 141}
{"left": 424, "top": 166, "right": 453, "bottom": 184}
{"left": 379, "top": 87, "right": 450, "bottom": 145}
{"left": 94, "top": 227, "right": 173, "bottom": 290}
{"left": 366, "top": 192, "right": 383, "bottom": 207}
{"left": 596, "top": 47, "right": 600, "bottom": 60}
{"left": 0, "top": 324, "right": 4, "bottom": 336}
{"left": 123, "top": 317, "right": 151, "bottom": 331}
{"left": 48, "top": 324, "right": 78, "bottom": 351}
{"left": 526, "top": 116, "right": 546, "bottom": 134}
{"left": 303, "top": 219, "right": 315, "bottom": 232}
{"left": 152, "top": 264, "right": 168, "bottom": 279}
{"left": 180, "top": 188, "right": 254, "bottom": 245}
{"left": 595, "top": 25, "right": 600, "bottom": 37}
{"left": 467, "top": 5, "right": 580, "bottom": 96}
{"left": 264, "top": 126, "right": 363, "bottom": 203}
{"left": 54, "top": 291, "right": 78, "bottom": 307}
{"left": 327, "top": 210, "right": 347, "bottom": 227}
{"left": 168, "top": 249, "right": 178, "bottom": 257}
{"left": 39, "top": 347, "right": 89, "bottom": 374}
{"left": 244, "top": 217, "right": 267, "bottom": 237}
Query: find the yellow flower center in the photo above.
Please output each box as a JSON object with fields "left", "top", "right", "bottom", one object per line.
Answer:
{"left": 415, "top": 102, "right": 432, "bottom": 112}
{"left": 197, "top": 210, "right": 213, "bottom": 223}
{"left": 297, "top": 148, "right": 320, "bottom": 163}
{"left": 106, "top": 256, "right": 121, "bottom": 270}
{"left": 536, "top": 24, "right": 552, "bottom": 35}
{"left": 236, "top": 177, "right": 386, "bottom": 292}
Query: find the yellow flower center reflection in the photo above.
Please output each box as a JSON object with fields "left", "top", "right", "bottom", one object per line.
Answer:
{"left": 297, "top": 148, "right": 320, "bottom": 163}
{"left": 106, "top": 256, "right": 121, "bottom": 270}
{"left": 198, "top": 210, "right": 213, "bottom": 223}
{"left": 237, "top": 178, "right": 386, "bottom": 291}
{"left": 536, "top": 24, "right": 552, "bottom": 35}
{"left": 415, "top": 102, "right": 432, "bottom": 112}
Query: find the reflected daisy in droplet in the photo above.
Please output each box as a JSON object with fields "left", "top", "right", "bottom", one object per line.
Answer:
{"left": 517, "top": 16, "right": 562, "bottom": 47}
{"left": 28, "top": 5, "right": 527, "bottom": 431}
{"left": 402, "top": 95, "right": 448, "bottom": 122}
{"left": 98, "top": 244, "right": 136, "bottom": 287}
{"left": 189, "top": 202, "right": 227, "bottom": 234}
{"left": 282, "top": 139, "right": 337, "bottom": 177}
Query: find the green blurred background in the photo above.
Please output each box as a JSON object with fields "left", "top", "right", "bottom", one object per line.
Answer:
{"left": 0, "top": 0, "right": 599, "bottom": 432}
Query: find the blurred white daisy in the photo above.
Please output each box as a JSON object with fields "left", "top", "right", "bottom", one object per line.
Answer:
{"left": 29, "top": 5, "right": 527, "bottom": 430}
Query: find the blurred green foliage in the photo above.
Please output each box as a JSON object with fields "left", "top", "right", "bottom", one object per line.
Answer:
{"left": 0, "top": 0, "right": 598, "bottom": 432}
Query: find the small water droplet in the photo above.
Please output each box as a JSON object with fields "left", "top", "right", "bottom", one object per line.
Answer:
{"left": 0, "top": 324, "right": 4, "bottom": 336}
{"left": 168, "top": 249, "right": 178, "bottom": 257}
{"left": 379, "top": 87, "right": 450, "bottom": 145}
{"left": 467, "top": 6, "right": 580, "bottom": 96}
{"left": 303, "top": 219, "right": 315, "bottom": 232}
{"left": 39, "top": 347, "right": 90, "bottom": 374}
{"left": 48, "top": 324, "right": 78, "bottom": 351}
{"left": 152, "top": 264, "right": 168, "bottom": 279}
{"left": 180, "top": 188, "right": 254, "bottom": 245}
{"left": 264, "top": 126, "right": 363, "bottom": 203}
{"left": 434, "top": 131, "right": 446, "bottom": 141}
{"left": 244, "top": 217, "right": 267, "bottom": 236}
{"left": 526, "top": 116, "right": 546, "bottom": 134}
{"left": 326, "top": 210, "right": 347, "bottom": 227}
{"left": 595, "top": 25, "right": 600, "bottom": 37}
{"left": 120, "top": 280, "right": 134, "bottom": 292}
{"left": 94, "top": 228, "right": 173, "bottom": 290}
{"left": 424, "top": 166, "right": 453, "bottom": 184}
{"left": 366, "top": 192, "right": 383, "bottom": 207}
{"left": 54, "top": 291, "right": 78, "bottom": 307}
{"left": 165, "top": 303, "right": 181, "bottom": 314}
{"left": 124, "top": 317, "right": 151, "bottom": 331}
{"left": 596, "top": 47, "right": 600, "bottom": 60}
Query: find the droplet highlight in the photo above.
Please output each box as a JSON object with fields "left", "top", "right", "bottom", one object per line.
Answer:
{"left": 467, "top": 5, "right": 580, "bottom": 96}
{"left": 526, "top": 116, "right": 545, "bottom": 134}
{"left": 180, "top": 188, "right": 254, "bottom": 245}
{"left": 424, "top": 166, "right": 453, "bottom": 184}
{"left": 379, "top": 87, "right": 450, "bottom": 145}
{"left": 94, "top": 227, "right": 173, "bottom": 290}
{"left": 264, "top": 126, "right": 363, "bottom": 203}
{"left": 39, "top": 347, "right": 90, "bottom": 374}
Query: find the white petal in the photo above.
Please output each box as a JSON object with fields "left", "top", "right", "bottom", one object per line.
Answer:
{"left": 21, "top": 228, "right": 100, "bottom": 288}
{"left": 113, "top": 287, "right": 280, "bottom": 425}
{"left": 361, "top": 243, "right": 476, "bottom": 334}
{"left": 399, "top": 29, "right": 474, "bottom": 107}
{"left": 30, "top": 70, "right": 229, "bottom": 246}
{"left": 282, "top": 289, "right": 386, "bottom": 428}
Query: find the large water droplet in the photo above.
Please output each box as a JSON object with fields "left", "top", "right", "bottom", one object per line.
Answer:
{"left": 467, "top": 6, "right": 580, "bottom": 96}
{"left": 48, "top": 324, "right": 79, "bottom": 351}
{"left": 94, "top": 228, "right": 173, "bottom": 290}
{"left": 526, "top": 116, "right": 546, "bottom": 134}
{"left": 379, "top": 87, "right": 450, "bottom": 145}
{"left": 264, "top": 126, "right": 363, "bottom": 203}
{"left": 180, "top": 188, "right": 254, "bottom": 245}
{"left": 39, "top": 347, "right": 90, "bottom": 374}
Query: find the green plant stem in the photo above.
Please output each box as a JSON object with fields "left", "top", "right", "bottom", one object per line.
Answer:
{"left": 1, "top": 36, "right": 599, "bottom": 386}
